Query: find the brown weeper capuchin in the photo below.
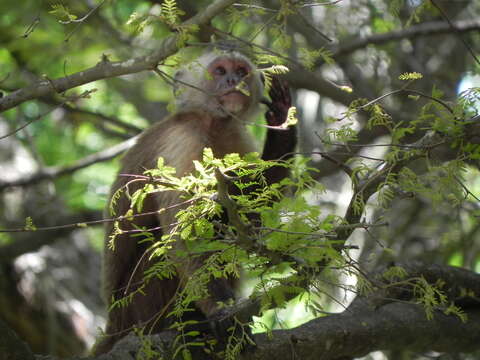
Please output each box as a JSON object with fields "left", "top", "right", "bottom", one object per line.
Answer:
{"left": 93, "top": 47, "right": 297, "bottom": 354}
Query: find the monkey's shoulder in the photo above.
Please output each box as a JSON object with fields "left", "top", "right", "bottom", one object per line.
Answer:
{"left": 140, "top": 110, "right": 213, "bottom": 136}
{"left": 118, "top": 111, "right": 209, "bottom": 173}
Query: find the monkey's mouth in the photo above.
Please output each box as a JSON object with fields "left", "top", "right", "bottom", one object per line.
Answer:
{"left": 219, "top": 89, "right": 248, "bottom": 107}
{"left": 220, "top": 89, "right": 248, "bottom": 98}
{"left": 219, "top": 90, "right": 249, "bottom": 113}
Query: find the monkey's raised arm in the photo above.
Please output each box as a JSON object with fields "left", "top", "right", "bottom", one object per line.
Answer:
{"left": 262, "top": 77, "right": 297, "bottom": 184}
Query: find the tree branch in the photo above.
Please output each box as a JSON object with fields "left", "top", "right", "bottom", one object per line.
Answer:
{"left": 0, "top": 136, "right": 138, "bottom": 190}
{"left": 0, "top": 318, "right": 35, "bottom": 360}
{"left": 248, "top": 303, "right": 480, "bottom": 360}
{"left": 73, "top": 305, "right": 480, "bottom": 360}
{"left": 68, "top": 264, "right": 480, "bottom": 360}
{"left": 334, "top": 19, "right": 480, "bottom": 59}
{"left": 0, "top": 0, "right": 237, "bottom": 113}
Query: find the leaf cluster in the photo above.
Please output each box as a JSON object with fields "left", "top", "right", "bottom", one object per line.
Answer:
{"left": 107, "top": 149, "right": 347, "bottom": 355}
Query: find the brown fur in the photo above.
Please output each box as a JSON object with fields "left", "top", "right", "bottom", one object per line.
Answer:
{"left": 93, "top": 50, "right": 296, "bottom": 355}
{"left": 94, "top": 111, "right": 257, "bottom": 354}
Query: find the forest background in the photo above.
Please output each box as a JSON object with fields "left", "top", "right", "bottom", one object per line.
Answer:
{"left": 0, "top": 0, "right": 480, "bottom": 359}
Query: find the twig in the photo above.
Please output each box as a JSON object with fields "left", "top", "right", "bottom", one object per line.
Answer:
{"left": 214, "top": 168, "right": 253, "bottom": 248}
{"left": 62, "top": 0, "right": 107, "bottom": 42}
{"left": 22, "top": 15, "right": 40, "bottom": 38}
{"left": 430, "top": 0, "right": 480, "bottom": 66}
{"left": 232, "top": 3, "right": 277, "bottom": 12}
{"left": 294, "top": 8, "right": 332, "bottom": 42}
{"left": 211, "top": 27, "right": 302, "bottom": 68}
{"left": 333, "top": 221, "right": 389, "bottom": 231}
{"left": 313, "top": 150, "right": 353, "bottom": 176}
{"left": 0, "top": 89, "right": 96, "bottom": 140}
{"left": 340, "top": 86, "right": 454, "bottom": 121}
{"left": 299, "top": 0, "right": 343, "bottom": 7}
{"left": 454, "top": 175, "right": 480, "bottom": 202}
{"left": 0, "top": 196, "right": 197, "bottom": 233}
{"left": 256, "top": 226, "right": 335, "bottom": 238}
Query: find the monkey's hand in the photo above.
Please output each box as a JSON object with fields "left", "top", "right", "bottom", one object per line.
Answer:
{"left": 262, "top": 76, "right": 292, "bottom": 127}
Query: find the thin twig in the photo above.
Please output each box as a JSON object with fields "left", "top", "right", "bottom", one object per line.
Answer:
{"left": 299, "top": 0, "right": 343, "bottom": 7}
{"left": 340, "top": 86, "right": 454, "bottom": 121}
{"left": 454, "top": 175, "right": 480, "bottom": 202}
{"left": 294, "top": 8, "right": 332, "bottom": 42}
{"left": 0, "top": 89, "right": 96, "bottom": 140}
{"left": 0, "top": 197, "right": 198, "bottom": 233}
{"left": 22, "top": 15, "right": 40, "bottom": 38}
{"left": 62, "top": 0, "right": 107, "bottom": 42}
{"left": 430, "top": 0, "right": 480, "bottom": 66}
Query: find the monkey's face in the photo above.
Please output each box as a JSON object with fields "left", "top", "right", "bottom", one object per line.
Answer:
{"left": 174, "top": 52, "right": 262, "bottom": 119}
{"left": 206, "top": 57, "right": 253, "bottom": 115}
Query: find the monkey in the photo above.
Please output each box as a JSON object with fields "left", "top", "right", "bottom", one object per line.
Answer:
{"left": 93, "top": 47, "right": 297, "bottom": 355}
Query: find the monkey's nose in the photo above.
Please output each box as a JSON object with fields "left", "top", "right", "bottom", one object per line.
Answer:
{"left": 225, "top": 74, "right": 242, "bottom": 87}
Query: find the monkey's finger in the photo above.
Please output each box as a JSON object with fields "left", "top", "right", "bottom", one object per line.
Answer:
{"left": 262, "top": 98, "right": 285, "bottom": 115}
{"left": 268, "top": 77, "right": 283, "bottom": 100}
{"left": 269, "top": 77, "right": 291, "bottom": 105}
{"left": 276, "top": 79, "right": 292, "bottom": 105}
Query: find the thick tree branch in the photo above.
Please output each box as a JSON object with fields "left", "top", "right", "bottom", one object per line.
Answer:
{"left": 248, "top": 303, "right": 480, "bottom": 360}
{"left": 23, "top": 307, "right": 480, "bottom": 359}
{"left": 0, "top": 0, "right": 237, "bottom": 113}
{"left": 5, "top": 264, "right": 476, "bottom": 359}
{"left": 52, "top": 264, "right": 480, "bottom": 360}
{"left": 0, "top": 318, "right": 35, "bottom": 360}
{"left": 334, "top": 19, "right": 480, "bottom": 59}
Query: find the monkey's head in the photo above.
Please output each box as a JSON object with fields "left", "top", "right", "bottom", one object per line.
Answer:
{"left": 174, "top": 50, "right": 263, "bottom": 119}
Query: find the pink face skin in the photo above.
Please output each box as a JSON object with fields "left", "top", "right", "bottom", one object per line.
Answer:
{"left": 207, "top": 57, "right": 252, "bottom": 114}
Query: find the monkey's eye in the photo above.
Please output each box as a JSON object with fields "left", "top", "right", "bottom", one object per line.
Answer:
{"left": 214, "top": 66, "right": 226, "bottom": 76}
{"left": 236, "top": 67, "right": 248, "bottom": 78}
